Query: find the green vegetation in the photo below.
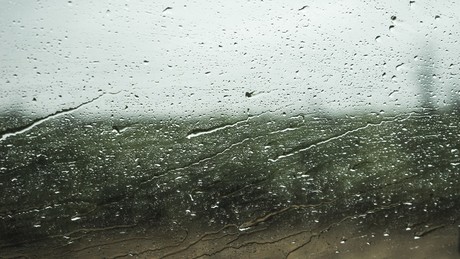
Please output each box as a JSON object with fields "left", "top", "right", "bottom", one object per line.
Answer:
{"left": 1, "top": 110, "right": 459, "bottom": 247}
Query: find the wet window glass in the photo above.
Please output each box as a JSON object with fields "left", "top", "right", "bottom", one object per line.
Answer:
{"left": 1, "top": 1, "right": 459, "bottom": 258}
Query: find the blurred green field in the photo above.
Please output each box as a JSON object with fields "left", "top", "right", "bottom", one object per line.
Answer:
{"left": 1, "top": 110, "right": 459, "bottom": 255}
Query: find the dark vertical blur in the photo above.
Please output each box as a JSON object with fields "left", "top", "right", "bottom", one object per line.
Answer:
{"left": 417, "top": 44, "right": 436, "bottom": 113}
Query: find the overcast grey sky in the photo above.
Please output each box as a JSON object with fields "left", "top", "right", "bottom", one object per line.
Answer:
{"left": 1, "top": 0, "right": 459, "bottom": 118}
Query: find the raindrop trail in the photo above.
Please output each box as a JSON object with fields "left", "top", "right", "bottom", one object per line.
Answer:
{"left": 269, "top": 113, "right": 414, "bottom": 162}
{"left": 0, "top": 91, "right": 122, "bottom": 142}
{"left": 185, "top": 104, "right": 296, "bottom": 139}
{"left": 186, "top": 118, "right": 250, "bottom": 139}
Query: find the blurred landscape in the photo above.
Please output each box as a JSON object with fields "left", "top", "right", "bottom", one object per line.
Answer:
{"left": 1, "top": 1, "right": 460, "bottom": 257}
{"left": 1, "top": 107, "right": 459, "bottom": 258}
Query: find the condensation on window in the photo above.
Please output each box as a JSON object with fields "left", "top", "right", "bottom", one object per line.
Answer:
{"left": 1, "top": 1, "right": 459, "bottom": 258}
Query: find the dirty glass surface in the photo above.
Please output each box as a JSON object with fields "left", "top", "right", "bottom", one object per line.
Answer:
{"left": 1, "top": 0, "right": 460, "bottom": 258}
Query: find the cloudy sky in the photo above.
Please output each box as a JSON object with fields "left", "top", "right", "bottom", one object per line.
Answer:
{"left": 1, "top": 0, "right": 459, "bottom": 118}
